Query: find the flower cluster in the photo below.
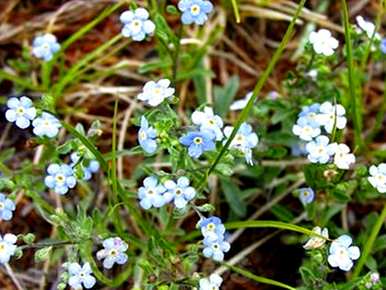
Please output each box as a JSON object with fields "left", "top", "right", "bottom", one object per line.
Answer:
{"left": 292, "top": 102, "right": 355, "bottom": 170}
{"left": 199, "top": 273, "right": 223, "bottom": 290}
{"left": 5, "top": 96, "right": 61, "bottom": 138}
{"left": 198, "top": 216, "right": 230, "bottom": 262}
{"left": 137, "top": 176, "right": 196, "bottom": 210}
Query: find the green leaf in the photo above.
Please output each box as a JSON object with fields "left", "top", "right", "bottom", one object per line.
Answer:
{"left": 271, "top": 205, "right": 295, "bottom": 222}
{"left": 220, "top": 177, "right": 246, "bottom": 217}
{"left": 214, "top": 75, "right": 240, "bottom": 117}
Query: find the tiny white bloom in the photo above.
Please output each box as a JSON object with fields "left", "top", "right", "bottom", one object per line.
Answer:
{"left": 316, "top": 101, "right": 347, "bottom": 133}
{"left": 199, "top": 273, "right": 223, "bottom": 290}
{"left": 192, "top": 107, "right": 224, "bottom": 141}
{"left": 68, "top": 262, "right": 96, "bottom": 289}
{"left": 328, "top": 235, "right": 360, "bottom": 271}
{"left": 309, "top": 29, "right": 339, "bottom": 56}
{"left": 0, "top": 233, "right": 17, "bottom": 264}
{"left": 306, "top": 135, "right": 335, "bottom": 164}
{"left": 137, "top": 79, "right": 175, "bottom": 107}
{"left": 120, "top": 8, "right": 156, "bottom": 41}
{"left": 368, "top": 163, "right": 386, "bottom": 193}
{"left": 96, "top": 237, "right": 128, "bottom": 269}
{"left": 331, "top": 143, "right": 355, "bottom": 170}
{"left": 292, "top": 117, "right": 321, "bottom": 141}
{"left": 5, "top": 96, "right": 36, "bottom": 129}
{"left": 32, "top": 112, "right": 62, "bottom": 138}
{"left": 303, "top": 227, "right": 329, "bottom": 250}
{"left": 230, "top": 92, "right": 253, "bottom": 111}
{"left": 356, "top": 16, "right": 381, "bottom": 39}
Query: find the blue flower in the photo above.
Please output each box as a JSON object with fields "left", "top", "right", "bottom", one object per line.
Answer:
{"left": 164, "top": 176, "right": 196, "bottom": 208}
{"left": 328, "top": 235, "right": 360, "bottom": 271}
{"left": 32, "top": 112, "right": 61, "bottom": 138}
{"left": 192, "top": 107, "right": 224, "bottom": 141}
{"left": 180, "top": 130, "right": 216, "bottom": 159}
{"left": 198, "top": 216, "right": 225, "bottom": 242}
{"left": 137, "top": 176, "right": 168, "bottom": 209}
{"left": 202, "top": 236, "right": 230, "bottom": 262}
{"left": 0, "top": 234, "right": 17, "bottom": 264}
{"left": 120, "top": 8, "right": 156, "bottom": 41}
{"left": 5, "top": 96, "right": 36, "bottom": 129}
{"left": 223, "top": 123, "right": 258, "bottom": 165}
{"left": 68, "top": 262, "right": 96, "bottom": 289}
{"left": 44, "top": 164, "right": 77, "bottom": 195}
{"left": 178, "top": 0, "right": 213, "bottom": 25}
{"left": 70, "top": 153, "right": 100, "bottom": 181}
{"left": 381, "top": 38, "right": 386, "bottom": 54}
{"left": 291, "top": 142, "right": 307, "bottom": 157}
{"left": 305, "top": 135, "right": 335, "bottom": 164}
{"left": 292, "top": 116, "right": 321, "bottom": 141}
{"left": 0, "top": 193, "right": 15, "bottom": 221}
{"left": 96, "top": 237, "right": 128, "bottom": 269}
{"left": 298, "top": 187, "right": 315, "bottom": 205}
{"left": 137, "top": 79, "right": 175, "bottom": 107}
{"left": 32, "top": 33, "right": 60, "bottom": 61}
{"left": 138, "top": 116, "right": 157, "bottom": 154}
{"left": 298, "top": 103, "right": 321, "bottom": 127}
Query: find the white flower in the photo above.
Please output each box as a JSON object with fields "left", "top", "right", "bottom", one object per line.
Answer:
{"left": 292, "top": 117, "right": 321, "bottom": 141}
{"left": 96, "top": 237, "right": 128, "bottom": 269}
{"left": 5, "top": 96, "right": 36, "bottom": 129}
{"left": 368, "top": 163, "right": 386, "bottom": 193}
{"left": 356, "top": 16, "right": 381, "bottom": 39}
{"left": 230, "top": 92, "right": 253, "bottom": 111}
{"left": 68, "top": 262, "right": 96, "bottom": 290}
{"left": 32, "top": 112, "right": 62, "bottom": 138}
{"left": 328, "top": 235, "right": 360, "bottom": 271}
{"left": 309, "top": 29, "right": 339, "bottom": 56}
{"left": 305, "top": 135, "right": 335, "bottom": 164}
{"left": 192, "top": 107, "right": 224, "bottom": 140}
{"left": 120, "top": 8, "right": 155, "bottom": 41}
{"left": 303, "top": 227, "right": 329, "bottom": 250}
{"left": 316, "top": 101, "right": 347, "bottom": 133}
{"left": 331, "top": 143, "right": 355, "bottom": 170}
{"left": 199, "top": 273, "right": 223, "bottom": 290}
{"left": 137, "top": 79, "right": 175, "bottom": 107}
{"left": 0, "top": 234, "right": 17, "bottom": 264}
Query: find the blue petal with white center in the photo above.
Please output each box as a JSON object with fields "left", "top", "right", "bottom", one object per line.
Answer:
{"left": 178, "top": 0, "right": 213, "bottom": 25}
{"left": 44, "top": 163, "right": 77, "bottom": 195}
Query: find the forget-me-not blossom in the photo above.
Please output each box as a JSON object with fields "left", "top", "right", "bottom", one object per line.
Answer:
{"left": 0, "top": 193, "right": 15, "bottom": 221}
{"left": 44, "top": 163, "right": 77, "bottom": 195}
{"left": 223, "top": 122, "right": 258, "bottom": 165}
{"left": 305, "top": 135, "right": 335, "bottom": 164}
{"left": 0, "top": 233, "right": 17, "bottom": 264}
{"left": 316, "top": 101, "right": 347, "bottom": 133}
{"left": 199, "top": 273, "right": 223, "bottom": 290}
{"left": 202, "top": 236, "right": 230, "bottom": 262}
{"left": 96, "top": 237, "right": 128, "bottom": 269}
{"left": 381, "top": 38, "right": 386, "bottom": 54}
{"left": 178, "top": 0, "right": 213, "bottom": 25}
{"left": 32, "top": 112, "right": 61, "bottom": 138}
{"left": 368, "top": 163, "right": 386, "bottom": 193}
{"left": 138, "top": 116, "right": 157, "bottom": 154}
{"left": 327, "top": 235, "right": 360, "bottom": 271}
{"left": 137, "top": 176, "right": 168, "bottom": 209}
{"left": 5, "top": 96, "right": 36, "bottom": 129}
{"left": 180, "top": 130, "right": 216, "bottom": 159}
{"left": 192, "top": 107, "right": 224, "bottom": 141}
{"left": 164, "top": 177, "right": 196, "bottom": 208}
{"left": 298, "top": 187, "right": 315, "bottom": 205}
{"left": 303, "top": 227, "right": 329, "bottom": 250}
{"left": 68, "top": 262, "right": 96, "bottom": 290}
{"left": 292, "top": 117, "right": 321, "bottom": 141}
{"left": 32, "top": 33, "right": 61, "bottom": 61}
{"left": 309, "top": 29, "right": 339, "bottom": 56}
{"left": 298, "top": 103, "right": 321, "bottom": 127}
{"left": 137, "top": 79, "right": 175, "bottom": 107}
{"left": 331, "top": 143, "right": 355, "bottom": 170}
{"left": 120, "top": 8, "right": 155, "bottom": 41}
{"left": 198, "top": 216, "right": 226, "bottom": 242}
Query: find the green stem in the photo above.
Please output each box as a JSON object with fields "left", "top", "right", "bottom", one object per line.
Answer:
{"left": 198, "top": 0, "right": 306, "bottom": 189}
{"left": 231, "top": 0, "right": 241, "bottom": 23}
{"left": 341, "top": 0, "right": 363, "bottom": 151}
{"left": 224, "top": 263, "right": 296, "bottom": 290}
{"left": 352, "top": 202, "right": 386, "bottom": 278}
{"left": 0, "top": 161, "right": 13, "bottom": 177}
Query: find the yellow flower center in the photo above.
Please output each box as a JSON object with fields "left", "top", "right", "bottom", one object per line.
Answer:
{"left": 194, "top": 137, "right": 203, "bottom": 144}
{"left": 55, "top": 175, "right": 65, "bottom": 183}
{"left": 16, "top": 107, "right": 25, "bottom": 115}
{"left": 0, "top": 202, "right": 4, "bottom": 210}
{"left": 191, "top": 4, "right": 200, "bottom": 14}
